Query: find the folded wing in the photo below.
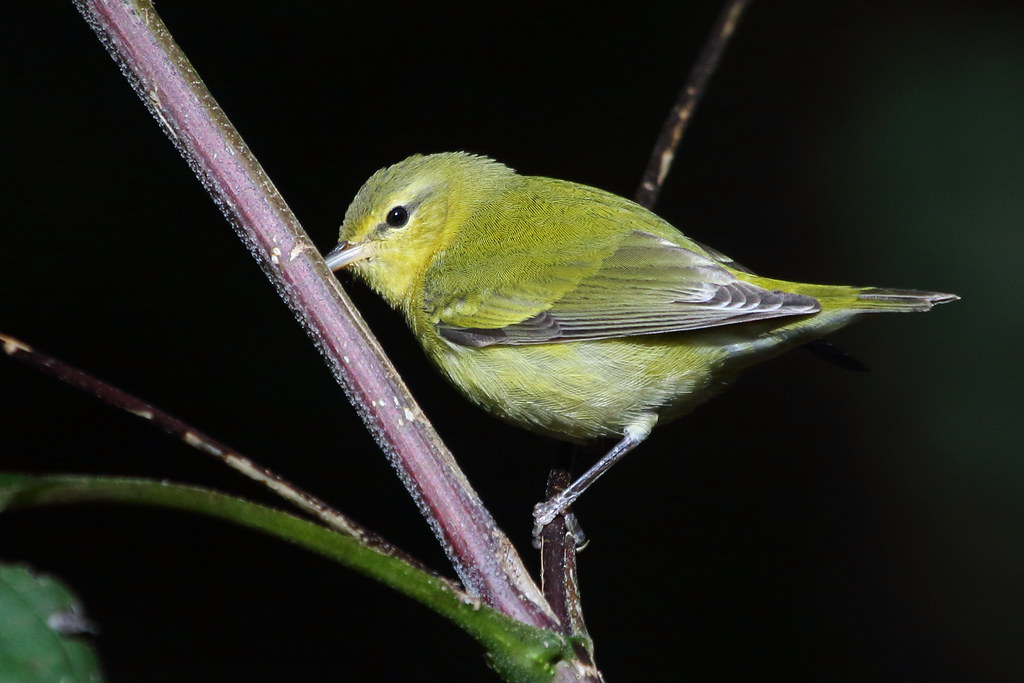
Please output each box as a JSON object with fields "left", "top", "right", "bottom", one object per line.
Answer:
{"left": 435, "top": 230, "right": 820, "bottom": 347}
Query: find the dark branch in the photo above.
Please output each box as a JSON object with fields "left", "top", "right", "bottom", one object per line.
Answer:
{"left": 635, "top": 0, "right": 754, "bottom": 209}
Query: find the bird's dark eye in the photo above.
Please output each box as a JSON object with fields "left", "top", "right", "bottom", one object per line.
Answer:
{"left": 385, "top": 205, "right": 409, "bottom": 228}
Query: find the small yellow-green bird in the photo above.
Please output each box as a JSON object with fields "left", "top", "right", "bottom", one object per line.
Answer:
{"left": 326, "top": 152, "right": 957, "bottom": 529}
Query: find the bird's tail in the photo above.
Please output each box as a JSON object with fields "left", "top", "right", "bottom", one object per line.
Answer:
{"left": 851, "top": 287, "right": 960, "bottom": 312}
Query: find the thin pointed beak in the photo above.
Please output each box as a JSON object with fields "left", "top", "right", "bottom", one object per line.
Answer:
{"left": 324, "top": 241, "right": 369, "bottom": 271}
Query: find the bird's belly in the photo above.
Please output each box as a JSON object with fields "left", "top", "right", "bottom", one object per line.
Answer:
{"left": 428, "top": 334, "right": 734, "bottom": 442}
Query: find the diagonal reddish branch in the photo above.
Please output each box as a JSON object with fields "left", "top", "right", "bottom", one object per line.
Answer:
{"left": 72, "top": 0, "right": 555, "bottom": 629}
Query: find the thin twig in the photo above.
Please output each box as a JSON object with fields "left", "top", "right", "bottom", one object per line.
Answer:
{"left": 635, "top": 0, "right": 754, "bottom": 209}
{"left": 73, "top": 0, "right": 555, "bottom": 629}
{"left": 2, "top": 331, "right": 459, "bottom": 580}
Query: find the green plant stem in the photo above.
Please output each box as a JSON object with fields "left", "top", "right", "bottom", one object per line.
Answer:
{"left": 0, "top": 474, "right": 568, "bottom": 683}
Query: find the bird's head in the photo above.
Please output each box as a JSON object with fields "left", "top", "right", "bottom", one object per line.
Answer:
{"left": 327, "top": 152, "right": 513, "bottom": 311}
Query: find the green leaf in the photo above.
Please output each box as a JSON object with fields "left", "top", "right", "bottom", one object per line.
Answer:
{"left": 0, "top": 563, "right": 104, "bottom": 682}
{"left": 0, "top": 474, "right": 571, "bottom": 682}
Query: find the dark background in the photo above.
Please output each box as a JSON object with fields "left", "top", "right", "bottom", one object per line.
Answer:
{"left": 5, "top": 2, "right": 1023, "bottom": 681}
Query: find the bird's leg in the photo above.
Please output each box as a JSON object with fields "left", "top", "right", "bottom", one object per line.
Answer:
{"left": 533, "top": 413, "right": 657, "bottom": 542}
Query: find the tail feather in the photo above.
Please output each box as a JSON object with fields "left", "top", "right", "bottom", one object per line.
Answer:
{"left": 853, "top": 287, "right": 960, "bottom": 312}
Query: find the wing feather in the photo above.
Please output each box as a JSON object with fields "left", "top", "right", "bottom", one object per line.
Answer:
{"left": 435, "top": 229, "right": 820, "bottom": 347}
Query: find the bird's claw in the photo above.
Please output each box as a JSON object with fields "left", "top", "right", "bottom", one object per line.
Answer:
{"left": 531, "top": 499, "right": 587, "bottom": 549}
